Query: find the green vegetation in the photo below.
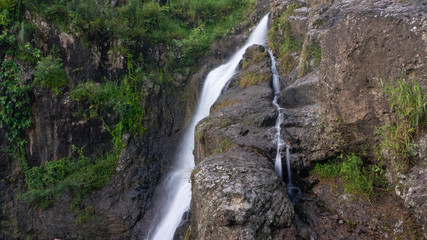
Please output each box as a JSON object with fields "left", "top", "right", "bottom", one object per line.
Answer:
{"left": 268, "top": 3, "right": 302, "bottom": 75}
{"left": 21, "top": 0, "right": 255, "bottom": 75}
{"left": 0, "top": 0, "right": 19, "bottom": 28}
{"left": 21, "top": 146, "right": 118, "bottom": 208}
{"left": 215, "top": 138, "right": 233, "bottom": 154}
{"left": 377, "top": 77, "right": 427, "bottom": 172}
{"left": 242, "top": 49, "right": 266, "bottom": 70}
{"left": 0, "top": 0, "right": 257, "bottom": 210}
{"left": 0, "top": 58, "right": 31, "bottom": 147}
{"left": 240, "top": 49, "right": 270, "bottom": 88}
{"left": 33, "top": 48, "right": 67, "bottom": 95}
{"left": 299, "top": 42, "right": 321, "bottom": 77}
{"left": 71, "top": 61, "right": 146, "bottom": 148}
{"left": 240, "top": 72, "right": 270, "bottom": 89}
{"left": 312, "top": 154, "right": 374, "bottom": 197}
{"left": 0, "top": 34, "right": 33, "bottom": 185}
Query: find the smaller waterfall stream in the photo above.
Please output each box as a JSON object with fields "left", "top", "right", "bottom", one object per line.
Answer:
{"left": 268, "top": 50, "right": 301, "bottom": 204}
{"left": 268, "top": 49, "right": 314, "bottom": 240}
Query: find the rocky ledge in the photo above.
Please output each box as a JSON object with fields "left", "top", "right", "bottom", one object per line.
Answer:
{"left": 191, "top": 45, "right": 298, "bottom": 239}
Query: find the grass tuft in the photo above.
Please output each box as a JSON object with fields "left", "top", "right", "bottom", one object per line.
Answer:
{"left": 312, "top": 154, "right": 374, "bottom": 197}
{"left": 376, "top": 77, "right": 426, "bottom": 172}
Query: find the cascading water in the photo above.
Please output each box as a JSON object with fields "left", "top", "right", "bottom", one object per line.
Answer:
{"left": 270, "top": 50, "right": 284, "bottom": 179}
{"left": 149, "top": 14, "right": 270, "bottom": 240}
{"left": 267, "top": 50, "right": 301, "bottom": 204}
{"left": 268, "top": 43, "right": 314, "bottom": 240}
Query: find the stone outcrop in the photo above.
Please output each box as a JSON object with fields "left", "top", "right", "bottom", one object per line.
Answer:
{"left": 191, "top": 45, "right": 297, "bottom": 239}
{"left": 190, "top": 0, "right": 426, "bottom": 238}
{"left": 1, "top": 9, "right": 185, "bottom": 240}
{"left": 192, "top": 147, "right": 296, "bottom": 240}
{"left": 271, "top": 0, "right": 427, "bottom": 170}
{"left": 268, "top": 0, "right": 427, "bottom": 239}
{"left": 0, "top": 1, "right": 277, "bottom": 239}
{"left": 395, "top": 134, "right": 427, "bottom": 236}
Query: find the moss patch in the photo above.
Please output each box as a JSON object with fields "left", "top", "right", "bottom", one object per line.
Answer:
{"left": 240, "top": 72, "right": 270, "bottom": 89}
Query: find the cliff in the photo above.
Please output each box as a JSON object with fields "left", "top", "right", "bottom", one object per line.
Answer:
{"left": 0, "top": 0, "right": 426, "bottom": 239}
{"left": 191, "top": 0, "right": 426, "bottom": 239}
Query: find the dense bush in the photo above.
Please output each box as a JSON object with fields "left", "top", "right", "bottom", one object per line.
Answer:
{"left": 22, "top": 147, "right": 118, "bottom": 208}
{"left": 33, "top": 51, "right": 67, "bottom": 95}
{"left": 1, "top": 0, "right": 256, "bottom": 207}
{"left": 0, "top": 57, "right": 31, "bottom": 149}
{"left": 71, "top": 61, "right": 146, "bottom": 146}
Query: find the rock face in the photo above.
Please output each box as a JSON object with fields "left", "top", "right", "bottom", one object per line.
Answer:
{"left": 192, "top": 147, "right": 296, "bottom": 240}
{"left": 191, "top": 45, "right": 297, "bottom": 239}
{"left": 0, "top": 1, "right": 277, "bottom": 239}
{"left": 0, "top": 11, "right": 183, "bottom": 240}
{"left": 271, "top": 0, "right": 427, "bottom": 170}
{"left": 1, "top": 0, "right": 426, "bottom": 239}
{"left": 191, "top": 0, "right": 426, "bottom": 238}
{"left": 395, "top": 134, "right": 427, "bottom": 236}
{"left": 267, "top": 0, "right": 426, "bottom": 239}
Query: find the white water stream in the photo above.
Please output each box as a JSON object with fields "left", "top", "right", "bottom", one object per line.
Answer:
{"left": 269, "top": 50, "right": 284, "bottom": 180}
{"left": 149, "top": 14, "right": 270, "bottom": 240}
{"left": 268, "top": 50, "right": 301, "bottom": 204}
{"left": 269, "top": 43, "right": 313, "bottom": 240}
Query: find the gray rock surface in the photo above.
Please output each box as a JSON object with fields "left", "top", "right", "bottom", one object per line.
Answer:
{"left": 192, "top": 45, "right": 297, "bottom": 239}
{"left": 192, "top": 147, "right": 296, "bottom": 240}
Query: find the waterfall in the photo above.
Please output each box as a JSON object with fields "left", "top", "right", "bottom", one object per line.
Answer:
{"left": 269, "top": 50, "right": 284, "bottom": 179}
{"left": 267, "top": 50, "right": 301, "bottom": 204}
{"left": 149, "top": 13, "right": 270, "bottom": 240}
{"left": 268, "top": 38, "right": 314, "bottom": 240}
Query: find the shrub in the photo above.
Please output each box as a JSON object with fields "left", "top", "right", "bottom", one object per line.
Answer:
{"left": 70, "top": 61, "right": 146, "bottom": 148}
{"left": 0, "top": 58, "right": 31, "bottom": 146}
{"left": 21, "top": 147, "right": 118, "bottom": 208}
{"left": 0, "top": 0, "right": 16, "bottom": 28}
{"left": 240, "top": 72, "right": 270, "bottom": 89}
{"left": 33, "top": 52, "right": 67, "bottom": 95}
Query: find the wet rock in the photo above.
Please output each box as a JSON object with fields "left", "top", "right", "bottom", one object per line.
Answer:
{"left": 195, "top": 45, "right": 276, "bottom": 162}
{"left": 192, "top": 45, "right": 297, "bottom": 239}
{"left": 191, "top": 147, "right": 296, "bottom": 240}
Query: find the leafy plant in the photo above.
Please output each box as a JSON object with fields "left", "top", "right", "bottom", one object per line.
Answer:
{"left": 71, "top": 60, "right": 146, "bottom": 149}
{"left": 33, "top": 49, "right": 67, "bottom": 95}
{"left": 0, "top": 0, "right": 17, "bottom": 28}
{"left": 21, "top": 146, "right": 118, "bottom": 208}
{"left": 0, "top": 58, "right": 32, "bottom": 147}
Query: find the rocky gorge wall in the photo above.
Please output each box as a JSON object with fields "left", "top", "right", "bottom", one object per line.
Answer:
{"left": 0, "top": 0, "right": 274, "bottom": 239}
{"left": 0, "top": 12, "right": 189, "bottom": 240}
{"left": 190, "top": 0, "right": 426, "bottom": 239}
{"left": 0, "top": 0, "right": 426, "bottom": 239}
